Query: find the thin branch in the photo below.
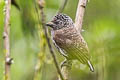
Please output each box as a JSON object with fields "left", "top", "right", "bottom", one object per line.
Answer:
{"left": 59, "top": 66, "right": 69, "bottom": 80}
{"left": 58, "top": 0, "right": 68, "bottom": 13}
{"left": 75, "top": 0, "right": 88, "bottom": 32}
{"left": 33, "top": 0, "right": 46, "bottom": 79}
{"left": 59, "top": 60, "right": 72, "bottom": 80}
{"left": 3, "top": 0, "right": 12, "bottom": 80}
{"left": 36, "top": 0, "right": 64, "bottom": 80}
{"left": 33, "top": 31, "right": 46, "bottom": 80}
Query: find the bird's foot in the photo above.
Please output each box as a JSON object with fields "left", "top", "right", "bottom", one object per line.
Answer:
{"left": 60, "top": 59, "right": 72, "bottom": 69}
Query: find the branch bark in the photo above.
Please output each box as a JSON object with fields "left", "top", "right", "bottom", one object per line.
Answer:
{"left": 60, "top": 67, "right": 69, "bottom": 80}
{"left": 3, "top": 0, "right": 12, "bottom": 80}
{"left": 75, "top": 0, "right": 88, "bottom": 32}
{"left": 59, "top": 60, "right": 72, "bottom": 80}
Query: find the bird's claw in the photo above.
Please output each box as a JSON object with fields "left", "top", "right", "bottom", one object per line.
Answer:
{"left": 60, "top": 59, "right": 72, "bottom": 69}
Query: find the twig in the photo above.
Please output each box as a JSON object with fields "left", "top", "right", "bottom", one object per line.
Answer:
{"left": 40, "top": 7, "right": 64, "bottom": 80}
{"left": 3, "top": 0, "right": 12, "bottom": 80}
{"left": 36, "top": 0, "right": 64, "bottom": 80}
{"left": 58, "top": 0, "right": 68, "bottom": 13}
{"left": 59, "top": 66, "right": 69, "bottom": 80}
{"left": 59, "top": 60, "right": 72, "bottom": 80}
{"left": 33, "top": 31, "right": 46, "bottom": 80}
{"left": 33, "top": 0, "right": 46, "bottom": 80}
{"left": 75, "top": 0, "right": 88, "bottom": 32}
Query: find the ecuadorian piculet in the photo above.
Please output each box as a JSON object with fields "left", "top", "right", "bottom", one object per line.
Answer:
{"left": 46, "top": 13, "right": 94, "bottom": 72}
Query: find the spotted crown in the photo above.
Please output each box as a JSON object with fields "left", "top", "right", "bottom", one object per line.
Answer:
{"left": 51, "top": 13, "right": 74, "bottom": 30}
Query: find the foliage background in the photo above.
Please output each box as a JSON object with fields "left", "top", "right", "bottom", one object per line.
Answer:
{"left": 0, "top": 0, "right": 120, "bottom": 80}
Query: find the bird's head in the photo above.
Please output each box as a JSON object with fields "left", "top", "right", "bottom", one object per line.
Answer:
{"left": 46, "top": 13, "right": 74, "bottom": 30}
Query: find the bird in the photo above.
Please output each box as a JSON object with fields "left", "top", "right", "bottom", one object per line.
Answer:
{"left": 46, "top": 13, "right": 94, "bottom": 72}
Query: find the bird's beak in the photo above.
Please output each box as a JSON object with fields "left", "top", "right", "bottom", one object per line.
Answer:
{"left": 46, "top": 22, "right": 54, "bottom": 28}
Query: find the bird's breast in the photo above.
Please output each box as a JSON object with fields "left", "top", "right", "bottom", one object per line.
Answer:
{"left": 52, "top": 27, "right": 80, "bottom": 47}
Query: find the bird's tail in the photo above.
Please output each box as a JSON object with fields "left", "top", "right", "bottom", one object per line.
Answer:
{"left": 87, "top": 60, "right": 94, "bottom": 72}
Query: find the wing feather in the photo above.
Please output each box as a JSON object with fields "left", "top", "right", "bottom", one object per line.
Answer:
{"left": 62, "top": 39, "right": 90, "bottom": 64}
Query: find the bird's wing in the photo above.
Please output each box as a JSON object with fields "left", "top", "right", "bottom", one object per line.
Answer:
{"left": 65, "top": 42, "right": 94, "bottom": 71}
{"left": 64, "top": 41, "right": 90, "bottom": 64}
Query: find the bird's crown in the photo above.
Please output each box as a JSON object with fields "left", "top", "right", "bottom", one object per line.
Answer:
{"left": 47, "top": 13, "right": 74, "bottom": 30}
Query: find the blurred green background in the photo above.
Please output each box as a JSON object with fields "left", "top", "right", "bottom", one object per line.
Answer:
{"left": 0, "top": 0, "right": 120, "bottom": 80}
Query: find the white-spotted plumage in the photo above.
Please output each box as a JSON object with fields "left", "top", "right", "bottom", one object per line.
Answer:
{"left": 47, "top": 13, "right": 94, "bottom": 72}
